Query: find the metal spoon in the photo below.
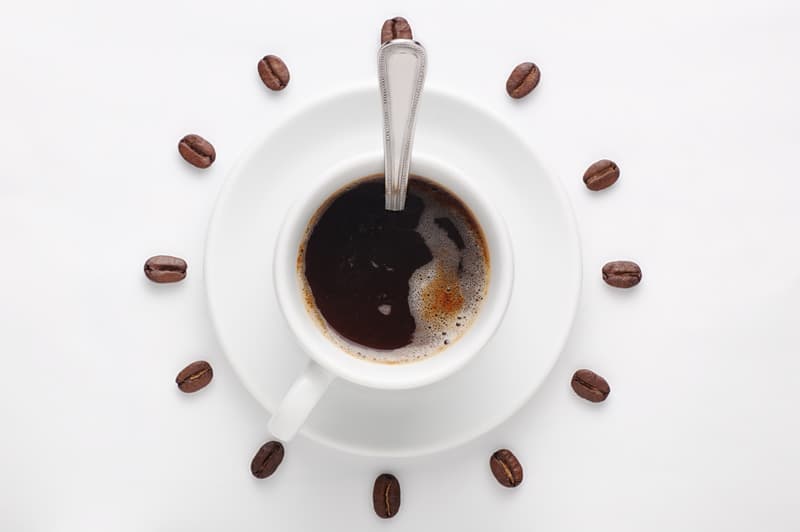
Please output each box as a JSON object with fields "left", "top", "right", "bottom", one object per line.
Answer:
{"left": 378, "top": 39, "right": 427, "bottom": 211}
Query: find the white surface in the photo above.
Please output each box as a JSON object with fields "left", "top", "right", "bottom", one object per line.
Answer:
{"left": 206, "top": 97, "right": 575, "bottom": 454}
{"left": 1, "top": 0, "right": 799, "bottom": 530}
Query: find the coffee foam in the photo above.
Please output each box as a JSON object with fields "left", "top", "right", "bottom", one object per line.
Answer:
{"left": 299, "top": 176, "right": 489, "bottom": 364}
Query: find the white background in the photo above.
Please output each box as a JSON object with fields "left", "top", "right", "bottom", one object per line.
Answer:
{"left": 1, "top": 0, "right": 799, "bottom": 530}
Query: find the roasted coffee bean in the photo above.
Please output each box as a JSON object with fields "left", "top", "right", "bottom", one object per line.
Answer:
{"left": 176, "top": 360, "right": 213, "bottom": 393}
{"left": 178, "top": 134, "right": 216, "bottom": 169}
{"left": 583, "top": 159, "right": 620, "bottom": 191}
{"left": 381, "top": 17, "right": 413, "bottom": 44}
{"left": 257, "top": 55, "right": 290, "bottom": 91}
{"left": 571, "top": 369, "right": 611, "bottom": 402}
{"left": 373, "top": 473, "right": 401, "bottom": 518}
{"left": 490, "top": 449, "right": 523, "bottom": 487}
{"left": 602, "top": 260, "right": 642, "bottom": 288}
{"left": 250, "top": 441, "right": 285, "bottom": 479}
{"left": 506, "top": 62, "right": 541, "bottom": 99}
{"left": 144, "top": 255, "right": 187, "bottom": 283}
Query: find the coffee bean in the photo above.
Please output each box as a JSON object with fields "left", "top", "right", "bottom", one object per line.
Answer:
{"left": 176, "top": 360, "right": 213, "bottom": 393}
{"left": 381, "top": 17, "right": 413, "bottom": 44}
{"left": 490, "top": 449, "right": 523, "bottom": 488}
{"left": 144, "top": 255, "right": 187, "bottom": 283}
{"left": 506, "top": 62, "right": 541, "bottom": 99}
{"left": 372, "top": 473, "right": 401, "bottom": 519}
{"left": 178, "top": 134, "right": 216, "bottom": 169}
{"left": 602, "top": 260, "right": 642, "bottom": 288}
{"left": 571, "top": 369, "right": 610, "bottom": 402}
{"left": 257, "top": 55, "right": 290, "bottom": 91}
{"left": 583, "top": 159, "right": 620, "bottom": 191}
{"left": 250, "top": 441, "right": 285, "bottom": 479}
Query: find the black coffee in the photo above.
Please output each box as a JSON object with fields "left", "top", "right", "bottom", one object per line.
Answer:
{"left": 300, "top": 175, "right": 489, "bottom": 362}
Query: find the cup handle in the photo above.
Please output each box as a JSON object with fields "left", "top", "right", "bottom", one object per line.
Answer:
{"left": 268, "top": 361, "right": 335, "bottom": 441}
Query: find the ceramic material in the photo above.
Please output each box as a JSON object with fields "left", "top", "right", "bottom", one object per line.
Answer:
{"left": 268, "top": 153, "right": 514, "bottom": 440}
{"left": 205, "top": 86, "right": 581, "bottom": 457}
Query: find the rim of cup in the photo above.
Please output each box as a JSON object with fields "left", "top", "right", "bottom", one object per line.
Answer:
{"left": 273, "top": 151, "right": 514, "bottom": 389}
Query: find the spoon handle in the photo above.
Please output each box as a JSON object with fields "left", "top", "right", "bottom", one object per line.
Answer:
{"left": 378, "top": 39, "right": 427, "bottom": 211}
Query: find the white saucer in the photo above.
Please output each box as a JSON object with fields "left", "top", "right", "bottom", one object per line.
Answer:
{"left": 205, "top": 86, "right": 581, "bottom": 457}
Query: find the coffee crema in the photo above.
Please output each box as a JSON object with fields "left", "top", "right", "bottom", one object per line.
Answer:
{"left": 298, "top": 175, "right": 489, "bottom": 364}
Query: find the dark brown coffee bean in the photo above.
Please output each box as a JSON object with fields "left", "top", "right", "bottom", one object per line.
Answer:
{"left": 583, "top": 159, "right": 620, "bottom": 191}
{"left": 257, "top": 55, "right": 290, "bottom": 91}
{"left": 176, "top": 360, "right": 213, "bottom": 393}
{"left": 250, "top": 441, "right": 285, "bottom": 479}
{"left": 381, "top": 17, "right": 413, "bottom": 44}
{"left": 506, "top": 62, "right": 541, "bottom": 99}
{"left": 490, "top": 449, "right": 523, "bottom": 487}
{"left": 144, "top": 255, "right": 187, "bottom": 283}
{"left": 571, "top": 369, "right": 611, "bottom": 402}
{"left": 602, "top": 260, "right": 642, "bottom": 288}
{"left": 178, "top": 134, "right": 215, "bottom": 169}
{"left": 373, "top": 473, "right": 401, "bottom": 519}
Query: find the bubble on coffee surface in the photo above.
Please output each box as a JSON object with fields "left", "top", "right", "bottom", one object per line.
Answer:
{"left": 400, "top": 183, "right": 488, "bottom": 362}
{"left": 300, "top": 176, "right": 489, "bottom": 364}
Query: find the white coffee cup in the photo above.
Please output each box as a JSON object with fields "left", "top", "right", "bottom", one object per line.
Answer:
{"left": 269, "top": 152, "right": 514, "bottom": 440}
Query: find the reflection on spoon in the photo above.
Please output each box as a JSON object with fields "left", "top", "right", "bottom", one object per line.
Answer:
{"left": 378, "top": 39, "right": 427, "bottom": 211}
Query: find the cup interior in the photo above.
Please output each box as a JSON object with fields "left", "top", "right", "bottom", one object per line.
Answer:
{"left": 273, "top": 152, "right": 514, "bottom": 389}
